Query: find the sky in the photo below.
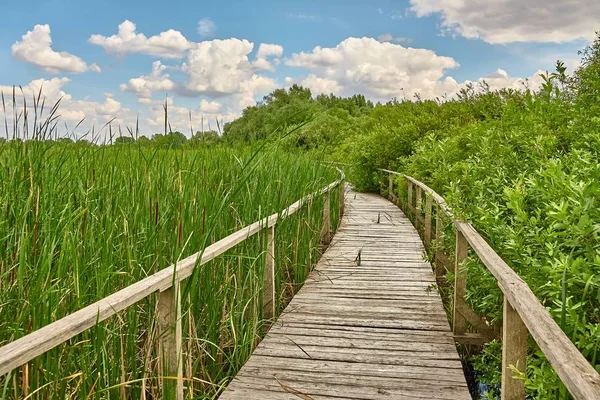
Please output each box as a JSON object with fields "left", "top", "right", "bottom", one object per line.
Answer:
{"left": 0, "top": 0, "right": 597, "bottom": 139}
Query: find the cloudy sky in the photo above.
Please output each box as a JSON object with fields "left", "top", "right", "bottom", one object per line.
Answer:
{"left": 0, "top": 0, "right": 597, "bottom": 138}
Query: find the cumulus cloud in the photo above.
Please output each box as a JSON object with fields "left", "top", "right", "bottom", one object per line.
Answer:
{"left": 89, "top": 20, "right": 193, "bottom": 58}
{"left": 453, "top": 69, "right": 545, "bottom": 95}
{"left": 285, "top": 74, "right": 341, "bottom": 95}
{"left": 180, "top": 38, "right": 278, "bottom": 106}
{"left": 409, "top": 0, "right": 600, "bottom": 44}
{"left": 120, "top": 61, "right": 176, "bottom": 99}
{"left": 181, "top": 38, "right": 255, "bottom": 95}
{"left": 0, "top": 77, "right": 133, "bottom": 138}
{"left": 12, "top": 25, "right": 100, "bottom": 74}
{"left": 286, "top": 37, "right": 459, "bottom": 100}
{"left": 256, "top": 43, "right": 284, "bottom": 59}
{"left": 145, "top": 97, "right": 235, "bottom": 133}
{"left": 199, "top": 99, "right": 222, "bottom": 113}
{"left": 285, "top": 37, "right": 548, "bottom": 100}
{"left": 197, "top": 18, "right": 216, "bottom": 37}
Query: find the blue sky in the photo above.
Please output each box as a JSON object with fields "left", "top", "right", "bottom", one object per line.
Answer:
{"left": 0, "top": 0, "right": 596, "bottom": 138}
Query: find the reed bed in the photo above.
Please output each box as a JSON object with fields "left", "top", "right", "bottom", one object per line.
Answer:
{"left": 0, "top": 93, "right": 340, "bottom": 399}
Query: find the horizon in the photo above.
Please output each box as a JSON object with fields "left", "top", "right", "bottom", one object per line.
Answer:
{"left": 0, "top": 0, "right": 597, "bottom": 139}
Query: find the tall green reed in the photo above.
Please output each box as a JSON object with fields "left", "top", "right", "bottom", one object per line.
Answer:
{"left": 0, "top": 91, "right": 340, "bottom": 399}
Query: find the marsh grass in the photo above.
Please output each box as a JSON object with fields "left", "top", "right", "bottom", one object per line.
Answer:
{"left": 0, "top": 91, "right": 340, "bottom": 398}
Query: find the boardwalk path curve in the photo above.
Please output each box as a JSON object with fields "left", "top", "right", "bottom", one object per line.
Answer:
{"left": 220, "top": 188, "right": 470, "bottom": 399}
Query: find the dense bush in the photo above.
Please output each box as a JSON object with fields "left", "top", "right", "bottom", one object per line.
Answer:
{"left": 221, "top": 32, "right": 600, "bottom": 398}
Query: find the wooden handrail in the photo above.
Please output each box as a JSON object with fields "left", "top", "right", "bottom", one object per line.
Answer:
{"left": 380, "top": 169, "right": 600, "bottom": 400}
{"left": 0, "top": 171, "right": 345, "bottom": 399}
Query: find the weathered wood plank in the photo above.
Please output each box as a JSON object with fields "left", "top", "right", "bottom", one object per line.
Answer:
{"left": 220, "top": 189, "right": 469, "bottom": 399}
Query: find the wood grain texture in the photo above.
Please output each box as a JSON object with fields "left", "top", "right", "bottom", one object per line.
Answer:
{"left": 158, "top": 284, "right": 184, "bottom": 400}
{"left": 263, "top": 225, "right": 276, "bottom": 323}
{"left": 501, "top": 297, "right": 527, "bottom": 399}
{"left": 220, "top": 189, "right": 470, "bottom": 399}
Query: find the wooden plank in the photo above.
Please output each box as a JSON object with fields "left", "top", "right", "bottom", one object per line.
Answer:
{"left": 240, "top": 355, "right": 467, "bottom": 382}
{"left": 220, "top": 187, "right": 470, "bottom": 399}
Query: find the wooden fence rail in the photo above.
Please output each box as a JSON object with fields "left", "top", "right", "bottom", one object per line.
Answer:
{"left": 0, "top": 172, "right": 345, "bottom": 400}
{"left": 380, "top": 168, "right": 600, "bottom": 400}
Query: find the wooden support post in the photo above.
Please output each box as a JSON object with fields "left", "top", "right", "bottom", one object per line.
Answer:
{"left": 388, "top": 174, "right": 393, "bottom": 201}
{"left": 453, "top": 229, "right": 468, "bottom": 336}
{"left": 263, "top": 225, "right": 276, "bottom": 322}
{"left": 158, "top": 283, "right": 183, "bottom": 400}
{"left": 415, "top": 186, "right": 422, "bottom": 231}
{"left": 339, "top": 181, "right": 345, "bottom": 218}
{"left": 321, "top": 191, "right": 331, "bottom": 245}
{"left": 434, "top": 210, "right": 445, "bottom": 279}
{"left": 424, "top": 196, "right": 432, "bottom": 249}
{"left": 407, "top": 180, "right": 413, "bottom": 217}
{"left": 501, "top": 297, "right": 527, "bottom": 400}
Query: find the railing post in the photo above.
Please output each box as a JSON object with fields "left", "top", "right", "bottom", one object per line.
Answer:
{"left": 453, "top": 229, "right": 468, "bottom": 336}
{"left": 321, "top": 191, "right": 331, "bottom": 245}
{"left": 388, "top": 174, "right": 393, "bottom": 201}
{"left": 263, "top": 224, "right": 276, "bottom": 323}
{"left": 407, "top": 180, "right": 413, "bottom": 217}
{"left": 501, "top": 297, "right": 527, "bottom": 399}
{"left": 415, "top": 186, "right": 422, "bottom": 232}
{"left": 158, "top": 283, "right": 183, "bottom": 400}
{"left": 339, "top": 181, "right": 345, "bottom": 218}
{"left": 424, "top": 196, "right": 432, "bottom": 249}
{"left": 434, "top": 210, "right": 445, "bottom": 279}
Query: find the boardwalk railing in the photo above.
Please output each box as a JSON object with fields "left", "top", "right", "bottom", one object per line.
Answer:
{"left": 0, "top": 173, "right": 345, "bottom": 400}
{"left": 380, "top": 168, "right": 600, "bottom": 400}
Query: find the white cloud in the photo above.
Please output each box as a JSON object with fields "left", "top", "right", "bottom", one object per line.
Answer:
{"left": 120, "top": 61, "right": 176, "bottom": 99}
{"left": 285, "top": 74, "right": 341, "bottom": 95}
{"left": 182, "top": 38, "right": 255, "bottom": 95}
{"left": 145, "top": 97, "right": 235, "bottom": 133}
{"left": 199, "top": 99, "right": 222, "bottom": 113}
{"left": 256, "top": 43, "right": 284, "bottom": 59}
{"left": 409, "top": 0, "right": 600, "bottom": 44}
{"left": 0, "top": 77, "right": 133, "bottom": 138}
{"left": 237, "top": 75, "right": 279, "bottom": 109}
{"left": 286, "top": 37, "right": 459, "bottom": 100}
{"left": 378, "top": 33, "right": 412, "bottom": 44}
{"left": 89, "top": 20, "right": 193, "bottom": 58}
{"left": 181, "top": 38, "right": 277, "bottom": 106}
{"left": 285, "top": 37, "right": 547, "bottom": 100}
{"left": 453, "top": 69, "right": 545, "bottom": 95}
{"left": 12, "top": 25, "right": 99, "bottom": 74}
{"left": 253, "top": 43, "right": 284, "bottom": 72}
{"left": 116, "top": 37, "right": 281, "bottom": 112}
{"left": 197, "top": 18, "right": 216, "bottom": 37}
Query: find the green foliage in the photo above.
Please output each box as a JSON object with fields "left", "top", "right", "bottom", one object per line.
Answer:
{"left": 399, "top": 41, "right": 600, "bottom": 398}
{"left": 220, "top": 32, "right": 600, "bottom": 398}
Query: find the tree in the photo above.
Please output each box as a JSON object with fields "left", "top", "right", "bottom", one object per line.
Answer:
{"left": 115, "top": 136, "right": 135, "bottom": 144}
{"left": 152, "top": 131, "right": 187, "bottom": 149}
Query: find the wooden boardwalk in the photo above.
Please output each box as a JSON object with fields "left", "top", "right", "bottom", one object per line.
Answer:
{"left": 220, "top": 189, "right": 470, "bottom": 399}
